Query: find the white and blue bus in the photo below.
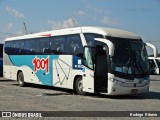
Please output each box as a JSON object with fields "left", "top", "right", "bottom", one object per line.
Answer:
{"left": 3, "top": 27, "right": 150, "bottom": 95}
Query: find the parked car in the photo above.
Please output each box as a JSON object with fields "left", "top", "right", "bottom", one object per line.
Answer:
{"left": 148, "top": 57, "right": 160, "bottom": 74}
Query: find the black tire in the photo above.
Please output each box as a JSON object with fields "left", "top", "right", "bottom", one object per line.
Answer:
{"left": 74, "top": 77, "right": 86, "bottom": 95}
{"left": 17, "top": 72, "right": 26, "bottom": 87}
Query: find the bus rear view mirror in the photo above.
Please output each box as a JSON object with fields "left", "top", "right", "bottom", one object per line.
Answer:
{"left": 94, "top": 38, "right": 114, "bottom": 57}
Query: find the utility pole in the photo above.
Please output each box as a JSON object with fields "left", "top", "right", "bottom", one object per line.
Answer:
{"left": 72, "top": 19, "right": 76, "bottom": 27}
{"left": 23, "top": 22, "right": 28, "bottom": 34}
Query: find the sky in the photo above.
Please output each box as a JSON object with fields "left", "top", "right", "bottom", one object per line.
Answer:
{"left": 0, "top": 0, "right": 160, "bottom": 55}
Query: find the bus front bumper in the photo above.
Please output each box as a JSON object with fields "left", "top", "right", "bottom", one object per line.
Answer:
{"left": 105, "top": 80, "right": 150, "bottom": 95}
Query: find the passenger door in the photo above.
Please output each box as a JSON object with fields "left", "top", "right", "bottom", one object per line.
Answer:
{"left": 82, "top": 45, "right": 109, "bottom": 93}
{"left": 94, "top": 45, "right": 108, "bottom": 93}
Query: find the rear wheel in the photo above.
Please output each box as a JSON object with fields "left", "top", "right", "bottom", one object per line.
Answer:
{"left": 75, "top": 77, "right": 86, "bottom": 95}
{"left": 17, "top": 72, "right": 26, "bottom": 87}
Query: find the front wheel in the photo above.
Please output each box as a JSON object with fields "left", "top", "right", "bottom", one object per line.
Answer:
{"left": 74, "top": 77, "right": 86, "bottom": 95}
{"left": 17, "top": 72, "right": 26, "bottom": 87}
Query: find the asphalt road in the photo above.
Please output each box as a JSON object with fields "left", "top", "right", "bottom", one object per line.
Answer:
{"left": 0, "top": 75, "right": 160, "bottom": 120}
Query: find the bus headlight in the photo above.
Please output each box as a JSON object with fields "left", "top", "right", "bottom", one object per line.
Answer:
{"left": 109, "top": 78, "right": 123, "bottom": 84}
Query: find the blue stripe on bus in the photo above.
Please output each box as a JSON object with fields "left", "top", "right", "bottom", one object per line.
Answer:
{"left": 9, "top": 55, "right": 59, "bottom": 86}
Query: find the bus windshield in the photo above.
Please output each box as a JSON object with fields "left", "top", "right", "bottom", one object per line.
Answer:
{"left": 109, "top": 38, "right": 149, "bottom": 77}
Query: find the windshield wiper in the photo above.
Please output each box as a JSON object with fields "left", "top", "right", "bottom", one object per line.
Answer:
{"left": 123, "top": 58, "right": 131, "bottom": 75}
{"left": 131, "top": 51, "right": 144, "bottom": 74}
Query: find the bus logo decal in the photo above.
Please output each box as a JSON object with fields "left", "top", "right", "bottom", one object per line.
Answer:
{"left": 32, "top": 56, "right": 49, "bottom": 74}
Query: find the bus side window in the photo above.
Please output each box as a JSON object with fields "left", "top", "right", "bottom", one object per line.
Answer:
{"left": 84, "top": 33, "right": 104, "bottom": 46}
{"left": 24, "top": 39, "right": 36, "bottom": 55}
{"left": 14, "top": 40, "right": 24, "bottom": 55}
{"left": 65, "top": 34, "right": 83, "bottom": 58}
{"left": 50, "top": 36, "right": 65, "bottom": 54}
{"left": 5, "top": 41, "right": 15, "bottom": 55}
{"left": 36, "top": 37, "right": 50, "bottom": 54}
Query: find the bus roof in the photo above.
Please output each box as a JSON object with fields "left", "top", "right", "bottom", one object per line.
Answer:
{"left": 5, "top": 26, "right": 141, "bottom": 41}
{"left": 82, "top": 27, "right": 141, "bottom": 39}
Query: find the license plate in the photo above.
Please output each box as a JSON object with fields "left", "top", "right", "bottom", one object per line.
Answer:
{"left": 131, "top": 89, "right": 138, "bottom": 94}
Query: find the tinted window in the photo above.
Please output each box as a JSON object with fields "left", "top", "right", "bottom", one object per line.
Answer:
{"left": 23, "top": 39, "right": 36, "bottom": 54}
{"left": 84, "top": 33, "right": 104, "bottom": 46}
{"left": 65, "top": 34, "right": 83, "bottom": 57}
{"left": 50, "top": 36, "right": 65, "bottom": 54}
{"left": 5, "top": 41, "right": 15, "bottom": 55}
{"left": 14, "top": 40, "right": 24, "bottom": 54}
{"left": 112, "top": 39, "right": 129, "bottom": 64}
{"left": 36, "top": 37, "right": 50, "bottom": 54}
{"left": 94, "top": 40, "right": 107, "bottom": 47}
